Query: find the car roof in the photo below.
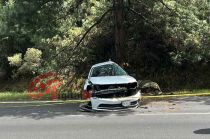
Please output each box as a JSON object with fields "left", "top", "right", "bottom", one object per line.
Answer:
{"left": 91, "top": 61, "right": 116, "bottom": 68}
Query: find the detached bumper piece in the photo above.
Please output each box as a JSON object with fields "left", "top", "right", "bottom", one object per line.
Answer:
{"left": 79, "top": 101, "right": 94, "bottom": 112}
{"left": 97, "top": 100, "right": 139, "bottom": 110}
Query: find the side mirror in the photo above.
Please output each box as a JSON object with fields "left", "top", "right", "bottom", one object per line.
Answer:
{"left": 88, "top": 80, "right": 93, "bottom": 85}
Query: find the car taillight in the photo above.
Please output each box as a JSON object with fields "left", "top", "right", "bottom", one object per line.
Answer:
{"left": 83, "top": 90, "right": 92, "bottom": 100}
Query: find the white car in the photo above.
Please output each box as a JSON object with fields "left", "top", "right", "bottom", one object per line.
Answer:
{"left": 82, "top": 61, "right": 141, "bottom": 111}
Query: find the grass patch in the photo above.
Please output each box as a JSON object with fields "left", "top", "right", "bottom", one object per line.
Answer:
{"left": 170, "top": 89, "right": 210, "bottom": 95}
{"left": 0, "top": 92, "right": 82, "bottom": 101}
{"left": 0, "top": 92, "right": 29, "bottom": 101}
{"left": 0, "top": 92, "right": 57, "bottom": 101}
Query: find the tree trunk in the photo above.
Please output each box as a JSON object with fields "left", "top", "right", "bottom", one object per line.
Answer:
{"left": 114, "top": 0, "right": 126, "bottom": 65}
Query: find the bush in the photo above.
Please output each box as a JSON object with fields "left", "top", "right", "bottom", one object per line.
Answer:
{"left": 7, "top": 48, "right": 42, "bottom": 78}
{"left": 7, "top": 53, "right": 23, "bottom": 67}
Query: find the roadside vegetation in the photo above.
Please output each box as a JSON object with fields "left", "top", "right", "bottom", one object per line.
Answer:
{"left": 0, "top": 0, "right": 210, "bottom": 100}
{"left": 0, "top": 92, "right": 29, "bottom": 101}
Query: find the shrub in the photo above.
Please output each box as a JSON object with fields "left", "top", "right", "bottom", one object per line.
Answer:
{"left": 7, "top": 53, "right": 23, "bottom": 67}
{"left": 7, "top": 48, "right": 42, "bottom": 78}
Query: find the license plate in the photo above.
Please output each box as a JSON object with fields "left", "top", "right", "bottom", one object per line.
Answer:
{"left": 122, "top": 101, "right": 130, "bottom": 107}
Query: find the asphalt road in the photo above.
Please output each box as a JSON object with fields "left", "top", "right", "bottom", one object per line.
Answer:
{"left": 0, "top": 96, "right": 210, "bottom": 139}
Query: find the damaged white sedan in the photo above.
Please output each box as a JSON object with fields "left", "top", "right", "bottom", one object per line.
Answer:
{"left": 81, "top": 61, "right": 141, "bottom": 111}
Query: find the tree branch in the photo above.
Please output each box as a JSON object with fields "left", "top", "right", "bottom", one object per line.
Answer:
{"left": 158, "top": 0, "right": 179, "bottom": 16}
{"left": 158, "top": 0, "right": 207, "bottom": 27}
{"left": 55, "top": 9, "right": 113, "bottom": 88}
{"left": 128, "top": 8, "right": 163, "bottom": 33}
{"left": 56, "top": 8, "right": 113, "bottom": 70}
{"left": 73, "top": 9, "right": 112, "bottom": 52}
{"left": 51, "top": 8, "right": 113, "bottom": 62}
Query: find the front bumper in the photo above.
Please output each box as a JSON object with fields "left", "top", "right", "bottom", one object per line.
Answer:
{"left": 90, "top": 91, "right": 141, "bottom": 110}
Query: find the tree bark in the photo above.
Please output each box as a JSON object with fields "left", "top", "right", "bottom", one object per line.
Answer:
{"left": 114, "top": 0, "right": 126, "bottom": 65}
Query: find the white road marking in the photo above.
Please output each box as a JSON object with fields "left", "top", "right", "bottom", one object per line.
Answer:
{"left": 133, "top": 112, "right": 210, "bottom": 116}
{"left": 63, "top": 112, "right": 210, "bottom": 117}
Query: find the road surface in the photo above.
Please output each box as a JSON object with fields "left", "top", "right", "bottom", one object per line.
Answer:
{"left": 0, "top": 96, "right": 210, "bottom": 139}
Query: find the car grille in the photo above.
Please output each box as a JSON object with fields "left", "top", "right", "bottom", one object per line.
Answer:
{"left": 94, "top": 82, "right": 137, "bottom": 91}
{"left": 92, "top": 88, "right": 138, "bottom": 98}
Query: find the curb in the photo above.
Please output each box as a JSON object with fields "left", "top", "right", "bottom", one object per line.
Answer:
{"left": 0, "top": 100, "right": 87, "bottom": 104}
{"left": 142, "top": 92, "right": 210, "bottom": 99}
{"left": 0, "top": 100, "right": 88, "bottom": 108}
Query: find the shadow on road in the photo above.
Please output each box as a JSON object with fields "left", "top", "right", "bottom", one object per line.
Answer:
{"left": 0, "top": 103, "right": 137, "bottom": 120}
{"left": 0, "top": 96, "right": 209, "bottom": 120}
{"left": 194, "top": 128, "right": 210, "bottom": 134}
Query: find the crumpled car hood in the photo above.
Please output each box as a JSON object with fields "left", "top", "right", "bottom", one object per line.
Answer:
{"left": 89, "top": 75, "right": 137, "bottom": 85}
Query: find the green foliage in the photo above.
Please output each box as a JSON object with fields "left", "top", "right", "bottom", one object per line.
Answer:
{"left": 8, "top": 53, "right": 22, "bottom": 67}
{"left": 0, "top": 0, "right": 62, "bottom": 77}
{"left": 123, "top": 0, "right": 210, "bottom": 90}
{"left": 24, "top": 48, "right": 42, "bottom": 64}
{"left": 7, "top": 48, "right": 42, "bottom": 78}
{"left": 152, "top": 0, "right": 210, "bottom": 64}
{"left": 0, "top": 0, "right": 210, "bottom": 92}
{"left": 43, "top": 0, "right": 112, "bottom": 75}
